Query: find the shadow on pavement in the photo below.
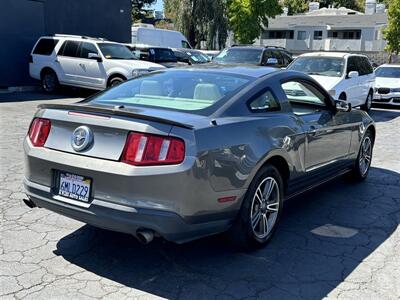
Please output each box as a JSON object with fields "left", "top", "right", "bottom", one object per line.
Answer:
{"left": 55, "top": 167, "right": 400, "bottom": 299}
{"left": 370, "top": 106, "right": 400, "bottom": 123}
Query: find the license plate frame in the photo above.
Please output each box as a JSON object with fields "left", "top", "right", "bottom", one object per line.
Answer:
{"left": 56, "top": 171, "right": 92, "bottom": 203}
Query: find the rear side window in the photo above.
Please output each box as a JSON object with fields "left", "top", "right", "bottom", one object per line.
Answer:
{"left": 33, "top": 38, "right": 59, "bottom": 55}
{"left": 249, "top": 90, "right": 280, "bottom": 112}
{"left": 58, "top": 41, "right": 80, "bottom": 57}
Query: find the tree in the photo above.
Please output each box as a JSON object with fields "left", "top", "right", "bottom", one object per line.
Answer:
{"left": 383, "top": 0, "right": 400, "bottom": 62}
{"left": 131, "top": 0, "right": 157, "bottom": 22}
{"left": 227, "top": 0, "right": 282, "bottom": 44}
{"left": 283, "top": 0, "right": 308, "bottom": 15}
{"left": 164, "top": 0, "right": 228, "bottom": 49}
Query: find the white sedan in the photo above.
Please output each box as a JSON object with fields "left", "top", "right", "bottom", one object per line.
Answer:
{"left": 373, "top": 64, "right": 400, "bottom": 106}
{"left": 287, "top": 52, "right": 375, "bottom": 111}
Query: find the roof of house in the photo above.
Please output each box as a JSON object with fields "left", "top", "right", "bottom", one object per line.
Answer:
{"left": 267, "top": 13, "right": 387, "bottom": 30}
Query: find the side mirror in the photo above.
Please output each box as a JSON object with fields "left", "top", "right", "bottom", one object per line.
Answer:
{"left": 88, "top": 53, "right": 102, "bottom": 62}
{"left": 335, "top": 100, "right": 352, "bottom": 112}
{"left": 347, "top": 71, "right": 359, "bottom": 78}
{"left": 266, "top": 58, "right": 278, "bottom": 65}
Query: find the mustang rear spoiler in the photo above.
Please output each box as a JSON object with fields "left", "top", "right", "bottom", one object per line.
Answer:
{"left": 37, "top": 103, "right": 194, "bottom": 129}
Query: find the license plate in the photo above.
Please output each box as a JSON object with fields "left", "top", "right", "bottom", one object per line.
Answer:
{"left": 58, "top": 172, "right": 91, "bottom": 202}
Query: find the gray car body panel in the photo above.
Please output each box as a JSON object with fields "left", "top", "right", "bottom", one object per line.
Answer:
{"left": 24, "top": 67, "right": 375, "bottom": 243}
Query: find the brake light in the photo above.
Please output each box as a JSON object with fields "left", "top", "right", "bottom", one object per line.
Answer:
{"left": 121, "top": 132, "right": 185, "bottom": 166}
{"left": 28, "top": 118, "right": 51, "bottom": 147}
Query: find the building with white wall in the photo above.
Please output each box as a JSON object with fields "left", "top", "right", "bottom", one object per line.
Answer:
{"left": 257, "top": 2, "right": 388, "bottom": 54}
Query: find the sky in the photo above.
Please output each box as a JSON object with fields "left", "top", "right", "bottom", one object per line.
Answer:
{"left": 151, "top": 0, "right": 164, "bottom": 11}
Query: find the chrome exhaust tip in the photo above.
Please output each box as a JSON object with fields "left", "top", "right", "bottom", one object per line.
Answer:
{"left": 23, "top": 198, "right": 36, "bottom": 209}
{"left": 136, "top": 229, "right": 154, "bottom": 244}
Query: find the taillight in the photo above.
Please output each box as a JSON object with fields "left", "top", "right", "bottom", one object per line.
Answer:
{"left": 121, "top": 132, "right": 185, "bottom": 166}
{"left": 28, "top": 118, "right": 51, "bottom": 147}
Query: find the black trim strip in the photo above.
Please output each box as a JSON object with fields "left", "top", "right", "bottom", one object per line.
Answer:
{"left": 37, "top": 103, "right": 194, "bottom": 129}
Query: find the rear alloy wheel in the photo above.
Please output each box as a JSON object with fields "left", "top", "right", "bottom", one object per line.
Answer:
{"left": 41, "top": 71, "right": 59, "bottom": 93}
{"left": 108, "top": 77, "right": 124, "bottom": 88}
{"left": 228, "top": 164, "right": 283, "bottom": 250}
{"left": 348, "top": 131, "right": 373, "bottom": 181}
{"left": 361, "top": 92, "right": 373, "bottom": 112}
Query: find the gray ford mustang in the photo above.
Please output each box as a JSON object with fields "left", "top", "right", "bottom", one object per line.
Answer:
{"left": 24, "top": 66, "right": 375, "bottom": 249}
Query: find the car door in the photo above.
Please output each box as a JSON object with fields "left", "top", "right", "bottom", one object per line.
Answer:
{"left": 359, "top": 56, "right": 375, "bottom": 101}
{"left": 56, "top": 40, "right": 80, "bottom": 84}
{"left": 281, "top": 79, "right": 352, "bottom": 172}
{"left": 344, "top": 56, "right": 363, "bottom": 105}
{"left": 74, "top": 42, "right": 105, "bottom": 88}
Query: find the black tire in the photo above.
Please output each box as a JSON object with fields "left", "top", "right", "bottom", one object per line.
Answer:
{"left": 108, "top": 76, "right": 125, "bottom": 88}
{"left": 228, "top": 164, "right": 284, "bottom": 251}
{"left": 41, "top": 70, "right": 59, "bottom": 93}
{"left": 348, "top": 130, "right": 374, "bottom": 182}
{"left": 361, "top": 91, "right": 373, "bottom": 112}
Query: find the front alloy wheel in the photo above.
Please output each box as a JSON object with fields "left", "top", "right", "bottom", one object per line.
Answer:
{"left": 359, "top": 136, "right": 372, "bottom": 176}
{"left": 348, "top": 131, "right": 373, "bottom": 181}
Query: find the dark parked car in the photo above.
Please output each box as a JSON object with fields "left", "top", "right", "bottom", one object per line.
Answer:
{"left": 24, "top": 66, "right": 375, "bottom": 250}
{"left": 213, "top": 45, "right": 293, "bottom": 68}
{"left": 172, "top": 48, "right": 211, "bottom": 65}
{"left": 127, "top": 45, "right": 180, "bottom": 68}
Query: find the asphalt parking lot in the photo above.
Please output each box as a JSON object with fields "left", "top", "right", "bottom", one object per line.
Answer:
{"left": 0, "top": 91, "right": 399, "bottom": 300}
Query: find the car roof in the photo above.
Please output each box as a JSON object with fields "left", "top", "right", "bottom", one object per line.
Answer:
{"left": 377, "top": 63, "right": 400, "bottom": 68}
{"left": 40, "top": 34, "right": 120, "bottom": 44}
{"left": 173, "top": 48, "right": 203, "bottom": 53}
{"left": 299, "top": 52, "right": 366, "bottom": 58}
{"left": 228, "top": 45, "right": 288, "bottom": 51}
{"left": 164, "top": 65, "right": 278, "bottom": 78}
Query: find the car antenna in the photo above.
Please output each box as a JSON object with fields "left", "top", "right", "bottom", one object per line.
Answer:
{"left": 210, "top": 119, "right": 218, "bottom": 126}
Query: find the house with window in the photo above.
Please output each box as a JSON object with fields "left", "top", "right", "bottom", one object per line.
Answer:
{"left": 258, "top": 4, "right": 388, "bottom": 56}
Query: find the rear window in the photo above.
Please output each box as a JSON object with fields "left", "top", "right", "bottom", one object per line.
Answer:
{"left": 90, "top": 70, "right": 251, "bottom": 113}
{"left": 33, "top": 38, "right": 59, "bottom": 55}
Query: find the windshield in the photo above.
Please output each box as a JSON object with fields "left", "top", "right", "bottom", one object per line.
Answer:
{"left": 375, "top": 67, "right": 400, "bottom": 78}
{"left": 213, "top": 48, "right": 262, "bottom": 64}
{"left": 288, "top": 57, "right": 345, "bottom": 77}
{"left": 90, "top": 70, "right": 252, "bottom": 113}
{"left": 98, "top": 43, "right": 135, "bottom": 60}
{"left": 187, "top": 51, "right": 210, "bottom": 63}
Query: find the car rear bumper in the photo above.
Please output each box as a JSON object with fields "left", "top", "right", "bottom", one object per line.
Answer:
{"left": 24, "top": 178, "right": 233, "bottom": 243}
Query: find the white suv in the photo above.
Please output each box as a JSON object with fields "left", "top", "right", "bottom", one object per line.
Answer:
{"left": 29, "top": 34, "right": 165, "bottom": 92}
{"left": 288, "top": 52, "right": 375, "bottom": 111}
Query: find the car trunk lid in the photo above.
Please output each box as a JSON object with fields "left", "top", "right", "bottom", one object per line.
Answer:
{"left": 38, "top": 103, "right": 202, "bottom": 161}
